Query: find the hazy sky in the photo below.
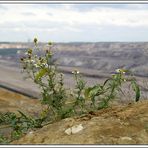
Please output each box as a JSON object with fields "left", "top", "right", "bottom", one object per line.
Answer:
{"left": 0, "top": 3, "right": 148, "bottom": 42}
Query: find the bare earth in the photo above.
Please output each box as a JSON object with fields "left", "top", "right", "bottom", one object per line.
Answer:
{"left": 12, "top": 99, "right": 148, "bottom": 145}
{"left": 0, "top": 88, "right": 42, "bottom": 114}
{"left": 0, "top": 87, "right": 148, "bottom": 145}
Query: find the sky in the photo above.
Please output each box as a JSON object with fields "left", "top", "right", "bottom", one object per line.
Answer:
{"left": 0, "top": 3, "right": 148, "bottom": 42}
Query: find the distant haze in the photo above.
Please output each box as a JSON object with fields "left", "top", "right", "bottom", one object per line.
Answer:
{"left": 0, "top": 3, "right": 148, "bottom": 42}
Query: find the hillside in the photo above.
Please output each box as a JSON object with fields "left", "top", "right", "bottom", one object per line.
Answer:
{"left": 53, "top": 42, "right": 148, "bottom": 77}
{"left": 12, "top": 99, "right": 148, "bottom": 144}
{"left": 0, "top": 88, "right": 43, "bottom": 141}
{"left": 0, "top": 87, "right": 148, "bottom": 144}
{"left": 1, "top": 42, "right": 148, "bottom": 77}
{"left": 0, "top": 42, "right": 148, "bottom": 145}
{"left": 1, "top": 42, "right": 148, "bottom": 100}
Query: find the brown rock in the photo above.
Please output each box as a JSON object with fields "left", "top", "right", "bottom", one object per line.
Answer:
{"left": 11, "top": 100, "right": 148, "bottom": 144}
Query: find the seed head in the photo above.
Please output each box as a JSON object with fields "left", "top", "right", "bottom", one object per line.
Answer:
{"left": 34, "top": 37, "right": 38, "bottom": 45}
{"left": 72, "top": 69, "right": 80, "bottom": 74}
{"left": 20, "top": 57, "right": 24, "bottom": 61}
{"left": 27, "top": 49, "right": 33, "bottom": 54}
{"left": 23, "top": 66, "right": 26, "bottom": 69}
{"left": 48, "top": 41, "right": 52, "bottom": 46}
{"left": 28, "top": 55, "right": 31, "bottom": 59}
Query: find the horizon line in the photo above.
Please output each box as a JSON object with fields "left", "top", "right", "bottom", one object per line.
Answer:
{"left": 0, "top": 41, "right": 148, "bottom": 43}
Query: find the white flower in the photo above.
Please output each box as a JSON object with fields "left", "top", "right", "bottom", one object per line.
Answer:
{"left": 116, "top": 69, "right": 121, "bottom": 73}
{"left": 43, "top": 63, "right": 48, "bottom": 67}
{"left": 72, "top": 69, "right": 80, "bottom": 74}
{"left": 116, "top": 69, "right": 126, "bottom": 74}
{"left": 76, "top": 71, "right": 80, "bottom": 74}
{"left": 34, "top": 64, "right": 40, "bottom": 68}
{"left": 123, "top": 79, "right": 126, "bottom": 82}
{"left": 31, "top": 59, "right": 35, "bottom": 63}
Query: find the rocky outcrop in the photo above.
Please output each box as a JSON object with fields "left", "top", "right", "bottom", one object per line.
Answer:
{"left": 12, "top": 100, "right": 148, "bottom": 144}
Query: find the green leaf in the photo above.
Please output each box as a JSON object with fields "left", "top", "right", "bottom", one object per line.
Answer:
{"left": 35, "top": 68, "right": 48, "bottom": 81}
{"left": 84, "top": 87, "right": 92, "bottom": 99}
{"left": 84, "top": 85, "right": 103, "bottom": 99}
{"left": 131, "top": 81, "right": 140, "bottom": 102}
{"left": 98, "top": 100, "right": 108, "bottom": 110}
{"left": 91, "top": 85, "right": 103, "bottom": 96}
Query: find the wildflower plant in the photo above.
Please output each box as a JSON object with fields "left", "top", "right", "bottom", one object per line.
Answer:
{"left": 20, "top": 38, "right": 67, "bottom": 120}
{"left": 0, "top": 38, "right": 141, "bottom": 144}
{"left": 84, "top": 68, "right": 140, "bottom": 110}
{"left": 20, "top": 38, "right": 140, "bottom": 117}
{"left": 0, "top": 111, "right": 43, "bottom": 143}
{"left": 72, "top": 70, "right": 87, "bottom": 114}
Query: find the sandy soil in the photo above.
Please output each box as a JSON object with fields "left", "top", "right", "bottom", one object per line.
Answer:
{"left": 0, "top": 88, "right": 42, "bottom": 114}
{"left": 12, "top": 100, "right": 148, "bottom": 144}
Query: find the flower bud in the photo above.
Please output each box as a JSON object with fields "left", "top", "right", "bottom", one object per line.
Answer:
{"left": 27, "top": 49, "right": 33, "bottom": 54}
{"left": 48, "top": 41, "right": 52, "bottom": 46}
{"left": 34, "top": 37, "right": 38, "bottom": 45}
{"left": 23, "top": 66, "right": 26, "bottom": 69}
{"left": 20, "top": 57, "right": 24, "bottom": 61}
